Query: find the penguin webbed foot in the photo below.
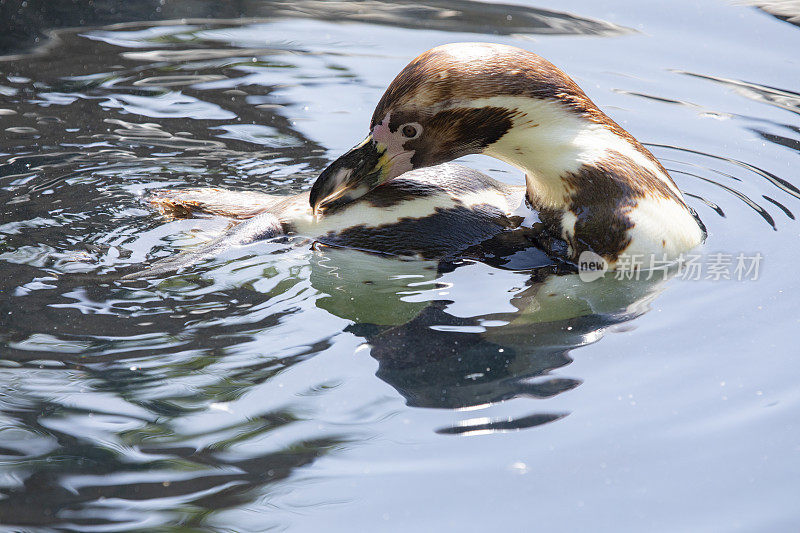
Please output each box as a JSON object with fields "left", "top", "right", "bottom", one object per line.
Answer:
{"left": 147, "top": 188, "right": 278, "bottom": 220}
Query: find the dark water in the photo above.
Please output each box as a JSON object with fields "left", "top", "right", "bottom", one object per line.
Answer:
{"left": 1, "top": 0, "right": 799, "bottom": 530}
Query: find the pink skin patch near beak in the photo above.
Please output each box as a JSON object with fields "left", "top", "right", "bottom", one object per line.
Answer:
{"left": 372, "top": 113, "right": 414, "bottom": 181}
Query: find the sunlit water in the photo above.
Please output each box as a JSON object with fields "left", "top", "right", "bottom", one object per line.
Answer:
{"left": 1, "top": 1, "right": 799, "bottom": 530}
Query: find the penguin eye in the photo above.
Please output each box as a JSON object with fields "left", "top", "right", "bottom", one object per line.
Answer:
{"left": 401, "top": 124, "right": 418, "bottom": 138}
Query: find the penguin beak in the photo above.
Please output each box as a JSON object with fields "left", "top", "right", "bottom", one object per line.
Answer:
{"left": 309, "top": 135, "right": 395, "bottom": 215}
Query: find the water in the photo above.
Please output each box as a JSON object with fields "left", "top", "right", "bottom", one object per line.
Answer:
{"left": 1, "top": 1, "right": 799, "bottom": 530}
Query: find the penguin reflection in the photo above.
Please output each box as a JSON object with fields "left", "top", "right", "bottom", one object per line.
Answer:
{"left": 308, "top": 247, "right": 670, "bottom": 434}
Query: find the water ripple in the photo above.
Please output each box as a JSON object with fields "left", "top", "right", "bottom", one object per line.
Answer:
{"left": 0, "top": 5, "right": 797, "bottom": 530}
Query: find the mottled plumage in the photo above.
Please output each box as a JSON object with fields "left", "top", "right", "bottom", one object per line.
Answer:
{"left": 145, "top": 42, "right": 705, "bottom": 275}
{"left": 150, "top": 164, "right": 526, "bottom": 261}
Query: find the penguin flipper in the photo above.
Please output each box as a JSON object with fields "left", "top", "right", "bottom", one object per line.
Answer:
{"left": 122, "top": 211, "right": 284, "bottom": 279}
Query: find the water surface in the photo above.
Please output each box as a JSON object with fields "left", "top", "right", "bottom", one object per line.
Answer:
{"left": 1, "top": 1, "right": 799, "bottom": 531}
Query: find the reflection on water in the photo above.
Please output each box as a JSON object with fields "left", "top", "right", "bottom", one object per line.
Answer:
{"left": 313, "top": 249, "right": 666, "bottom": 420}
{"left": 745, "top": 1, "right": 800, "bottom": 28}
{"left": 0, "top": 0, "right": 634, "bottom": 57}
{"left": 1, "top": 1, "right": 800, "bottom": 530}
{"left": 0, "top": 231, "right": 668, "bottom": 528}
{"left": 650, "top": 143, "right": 799, "bottom": 230}
{"left": 676, "top": 70, "right": 800, "bottom": 116}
